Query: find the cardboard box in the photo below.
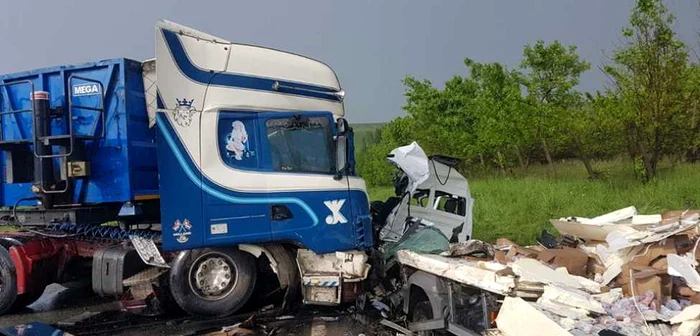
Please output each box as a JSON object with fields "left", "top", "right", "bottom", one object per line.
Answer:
{"left": 676, "top": 286, "right": 700, "bottom": 304}
{"left": 679, "top": 286, "right": 699, "bottom": 297}
{"left": 629, "top": 238, "right": 677, "bottom": 267}
{"left": 494, "top": 250, "right": 511, "bottom": 264}
{"left": 507, "top": 246, "right": 539, "bottom": 260}
{"left": 623, "top": 275, "right": 662, "bottom": 311}
{"left": 618, "top": 264, "right": 663, "bottom": 286}
{"left": 675, "top": 234, "right": 693, "bottom": 255}
{"left": 587, "top": 256, "right": 607, "bottom": 276}
{"left": 537, "top": 247, "right": 589, "bottom": 276}
{"left": 649, "top": 257, "right": 668, "bottom": 271}
{"left": 621, "top": 268, "right": 671, "bottom": 312}
{"left": 496, "top": 238, "right": 518, "bottom": 248}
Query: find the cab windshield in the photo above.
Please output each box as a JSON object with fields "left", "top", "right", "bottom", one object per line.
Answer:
{"left": 266, "top": 116, "right": 335, "bottom": 174}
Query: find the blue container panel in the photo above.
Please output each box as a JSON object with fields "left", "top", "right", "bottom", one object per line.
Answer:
{"left": 0, "top": 58, "right": 158, "bottom": 206}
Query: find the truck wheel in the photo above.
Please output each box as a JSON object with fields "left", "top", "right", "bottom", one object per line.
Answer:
{"left": 264, "top": 245, "right": 299, "bottom": 310}
{"left": 169, "top": 247, "right": 256, "bottom": 316}
{"left": 0, "top": 245, "right": 18, "bottom": 315}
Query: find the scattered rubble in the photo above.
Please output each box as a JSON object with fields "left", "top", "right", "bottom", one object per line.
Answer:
{"left": 381, "top": 206, "right": 700, "bottom": 335}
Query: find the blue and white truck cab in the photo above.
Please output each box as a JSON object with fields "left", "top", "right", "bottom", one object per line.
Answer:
{"left": 152, "top": 20, "right": 374, "bottom": 314}
{"left": 0, "top": 20, "right": 372, "bottom": 317}
{"left": 153, "top": 20, "right": 372, "bottom": 254}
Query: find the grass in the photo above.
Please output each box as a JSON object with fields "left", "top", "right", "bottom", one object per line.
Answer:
{"left": 367, "top": 160, "right": 700, "bottom": 246}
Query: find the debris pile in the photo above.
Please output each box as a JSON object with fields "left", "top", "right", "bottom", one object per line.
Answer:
{"left": 395, "top": 207, "right": 700, "bottom": 336}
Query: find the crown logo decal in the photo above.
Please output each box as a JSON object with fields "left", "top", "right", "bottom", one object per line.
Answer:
{"left": 172, "top": 98, "right": 196, "bottom": 127}
{"left": 176, "top": 98, "right": 194, "bottom": 107}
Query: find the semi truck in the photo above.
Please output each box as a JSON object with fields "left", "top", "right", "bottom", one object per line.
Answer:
{"left": 0, "top": 20, "right": 476, "bottom": 326}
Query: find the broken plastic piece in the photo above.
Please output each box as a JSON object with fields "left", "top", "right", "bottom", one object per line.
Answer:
{"left": 537, "top": 230, "right": 560, "bottom": 249}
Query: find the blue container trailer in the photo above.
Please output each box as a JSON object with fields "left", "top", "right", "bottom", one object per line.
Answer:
{"left": 0, "top": 58, "right": 159, "bottom": 208}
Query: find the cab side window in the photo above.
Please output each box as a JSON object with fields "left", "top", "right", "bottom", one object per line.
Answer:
{"left": 434, "top": 190, "right": 466, "bottom": 216}
{"left": 410, "top": 189, "right": 431, "bottom": 208}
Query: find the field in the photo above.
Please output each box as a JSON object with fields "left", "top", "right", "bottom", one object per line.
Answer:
{"left": 367, "top": 160, "right": 700, "bottom": 245}
{"left": 352, "top": 123, "right": 384, "bottom": 151}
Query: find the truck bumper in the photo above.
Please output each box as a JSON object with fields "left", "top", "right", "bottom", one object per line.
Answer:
{"left": 296, "top": 249, "right": 371, "bottom": 305}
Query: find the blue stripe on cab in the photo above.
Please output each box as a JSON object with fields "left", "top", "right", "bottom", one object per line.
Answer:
{"left": 161, "top": 30, "right": 342, "bottom": 102}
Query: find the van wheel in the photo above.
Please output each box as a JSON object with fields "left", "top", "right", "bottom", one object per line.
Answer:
{"left": 411, "top": 299, "right": 444, "bottom": 336}
{"left": 169, "top": 247, "right": 256, "bottom": 316}
{"left": 0, "top": 245, "right": 18, "bottom": 315}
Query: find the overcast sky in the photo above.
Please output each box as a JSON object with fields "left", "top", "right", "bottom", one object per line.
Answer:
{"left": 1, "top": 1, "right": 698, "bottom": 123}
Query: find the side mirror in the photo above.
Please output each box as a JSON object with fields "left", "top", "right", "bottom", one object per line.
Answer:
{"left": 334, "top": 135, "right": 348, "bottom": 180}
{"left": 336, "top": 118, "right": 349, "bottom": 135}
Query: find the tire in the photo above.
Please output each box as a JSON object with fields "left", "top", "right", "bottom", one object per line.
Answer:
{"left": 169, "top": 247, "right": 256, "bottom": 316}
{"left": 411, "top": 298, "right": 445, "bottom": 336}
{"left": 0, "top": 245, "right": 18, "bottom": 315}
{"left": 264, "top": 245, "right": 299, "bottom": 310}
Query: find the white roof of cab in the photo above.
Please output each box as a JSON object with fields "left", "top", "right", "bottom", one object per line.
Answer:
{"left": 155, "top": 20, "right": 344, "bottom": 117}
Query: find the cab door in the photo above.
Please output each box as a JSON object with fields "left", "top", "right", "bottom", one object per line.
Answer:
{"left": 263, "top": 112, "right": 356, "bottom": 253}
{"left": 199, "top": 111, "right": 273, "bottom": 246}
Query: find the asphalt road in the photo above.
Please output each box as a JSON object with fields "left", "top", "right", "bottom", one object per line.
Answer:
{"left": 0, "top": 283, "right": 384, "bottom": 336}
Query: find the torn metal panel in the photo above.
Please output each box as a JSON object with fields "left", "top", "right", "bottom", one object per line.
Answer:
{"left": 495, "top": 296, "right": 573, "bottom": 336}
{"left": 387, "top": 142, "right": 430, "bottom": 194}
{"left": 396, "top": 249, "right": 515, "bottom": 295}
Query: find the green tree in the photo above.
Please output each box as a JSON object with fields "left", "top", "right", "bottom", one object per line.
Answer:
{"left": 402, "top": 75, "right": 479, "bottom": 160}
{"left": 520, "top": 40, "right": 591, "bottom": 172}
{"left": 465, "top": 59, "right": 532, "bottom": 171}
{"left": 604, "top": 0, "right": 693, "bottom": 181}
